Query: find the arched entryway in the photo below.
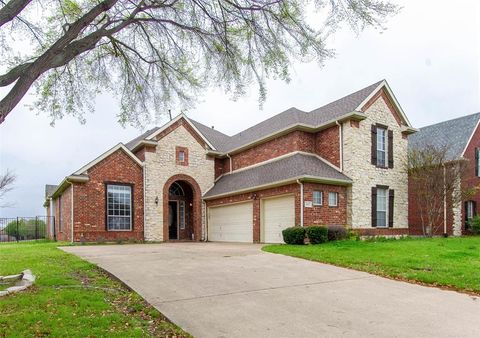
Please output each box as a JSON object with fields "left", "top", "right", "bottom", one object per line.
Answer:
{"left": 163, "top": 175, "right": 202, "bottom": 241}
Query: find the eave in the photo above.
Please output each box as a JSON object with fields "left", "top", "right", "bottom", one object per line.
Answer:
{"left": 202, "top": 175, "right": 352, "bottom": 200}
{"left": 206, "top": 111, "right": 367, "bottom": 158}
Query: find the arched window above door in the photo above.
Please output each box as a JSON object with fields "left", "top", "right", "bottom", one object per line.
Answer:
{"left": 169, "top": 182, "right": 185, "bottom": 196}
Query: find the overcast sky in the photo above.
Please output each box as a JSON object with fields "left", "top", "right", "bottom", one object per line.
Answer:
{"left": 0, "top": 0, "right": 479, "bottom": 217}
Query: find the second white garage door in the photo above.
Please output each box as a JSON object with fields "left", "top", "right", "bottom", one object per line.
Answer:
{"left": 262, "top": 195, "right": 295, "bottom": 243}
{"left": 208, "top": 202, "right": 253, "bottom": 242}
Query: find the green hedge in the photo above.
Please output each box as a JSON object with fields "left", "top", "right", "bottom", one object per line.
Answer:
{"left": 305, "top": 226, "right": 328, "bottom": 244}
{"left": 282, "top": 227, "right": 305, "bottom": 245}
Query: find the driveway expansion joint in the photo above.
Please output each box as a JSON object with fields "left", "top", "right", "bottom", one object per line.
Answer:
{"left": 155, "top": 276, "right": 374, "bottom": 304}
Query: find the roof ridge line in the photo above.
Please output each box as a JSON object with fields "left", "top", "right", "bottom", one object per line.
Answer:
{"left": 419, "top": 112, "right": 480, "bottom": 130}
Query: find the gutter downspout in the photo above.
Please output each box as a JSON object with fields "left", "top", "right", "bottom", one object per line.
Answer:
{"left": 226, "top": 154, "right": 232, "bottom": 173}
{"left": 297, "top": 179, "right": 304, "bottom": 227}
{"left": 143, "top": 164, "right": 147, "bottom": 241}
{"left": 70, "top": 182, "right": 74, "bottom": 243}
{"left": 443, "top": 164, "right": 447, "bottom": 235}
{"left": 336, "top": 121, "right": 343, "bottom": 171}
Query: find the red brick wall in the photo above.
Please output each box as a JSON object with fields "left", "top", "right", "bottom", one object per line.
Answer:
{"left": 54, "top": 186, "right": 72, "bottom": 242}
{"left": 303, "top": 183, "right": 347, "bottom": 225}
{"left": 133, "top": 146, "right": 155, "bottom": 161}
{"left": 206, "top": 182, "right": 348, "bottom": 242}
{"left": 229, "top": 131, "right": 315, "bottom": 171}
{"left": 462, "top": 122, "right": 480, "bottom": 232}
{"left": 72, "top": 149, "right": 144, "bottom": 242}
{"left": 314, "top": 126, "right": 341, "bottom": 168}
{"left": 408, "top": 176, "right": 454, "bottom": 236}
{"left": 218, "top": 128, "right": 341, "bottom": 175}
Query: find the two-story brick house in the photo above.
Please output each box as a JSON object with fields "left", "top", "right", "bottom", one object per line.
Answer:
{"left": 44, "top": 80, "right": 416, "bottom": 243}
{"left": 409, "top": 113, "right": 480, "bottom": 236}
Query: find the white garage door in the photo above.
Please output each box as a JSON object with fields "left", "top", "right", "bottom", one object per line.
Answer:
{"left": 262, "top": 195, "right": 295, "bottom": 243}
{"left": 208, "top": 202, "right": 253, "bottom": 242}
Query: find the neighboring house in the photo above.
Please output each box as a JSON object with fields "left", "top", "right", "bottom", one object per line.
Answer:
{"left": 44, "top": 80, "right": 416, "bottom": 243}
{"left": 408, "top": 113, "right": 480, "bottom": 236}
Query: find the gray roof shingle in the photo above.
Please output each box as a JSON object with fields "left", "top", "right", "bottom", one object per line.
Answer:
{"left": 126, "top": 80, "right": 385, "bottom": 153}
{"left": 409, "top": 112, "right": 480, "bottom": 160}
{"left": 203, "top": 153, "right": 352, "bottom": 198}
{"left": 125, "top": 127, "right": 160, "bottom": 150}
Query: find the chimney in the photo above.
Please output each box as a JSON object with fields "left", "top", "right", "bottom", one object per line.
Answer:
{"left": 211, "top": 126, "right": 215, "bottom": 129}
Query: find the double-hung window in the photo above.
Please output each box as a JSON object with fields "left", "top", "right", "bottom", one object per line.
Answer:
{"left": 376, "top": 187, "right": 388, "bottom": 227}
{"left": 107, "top": 184, "right": 132, "bottom": 231}
{"left": 313, "top": 191, "right": 323, "bottom": 206}
{"left": 328, "top": 192, "right": 338, "bottom": 207}
{"left": 466, "top": 201, "right": 475, "bottom": 224}
{"left": 376, "top": 127, "right": 387, "bottom": 167}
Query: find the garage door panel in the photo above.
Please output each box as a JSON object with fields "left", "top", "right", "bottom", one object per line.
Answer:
{"left": 208, "top": 202, "right": 253, "bottom": 243}
{"left": 263, "top": 196, "right": 295, "bottom": 243}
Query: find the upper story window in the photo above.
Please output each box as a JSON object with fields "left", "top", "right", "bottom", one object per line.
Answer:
{"left": 106, "top": 184, "right": 132, "bottom": 231}
{"left": 179, "top": 151, "right": 185, "bottom": 162}
{"left": 377, "top": 127, "right": 387, "bottom": 167}
{"left": 313, "top": 191, "right": 323, "bottom": 205}
{"left": 176, "top": 146, "right": 189, "bottom": 166}
{"left": 372, "top": 125, "right": 393, "bottom": 168}
{"left": 328, "top": 192, "right": 338, "bottom": 207}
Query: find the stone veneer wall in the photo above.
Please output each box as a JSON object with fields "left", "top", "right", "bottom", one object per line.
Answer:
{"left": 342, "top": 95, "right": 409, "bottom": 229}
{"left": 144, "top": 122, "right": 215, "bottom": 241}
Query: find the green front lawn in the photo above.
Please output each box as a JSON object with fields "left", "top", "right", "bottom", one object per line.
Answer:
{"left": 0, "top": 241, "right": 190, "bottom": 337}
{"left": 263, "top": 237, "right": 480, "bottom": 294}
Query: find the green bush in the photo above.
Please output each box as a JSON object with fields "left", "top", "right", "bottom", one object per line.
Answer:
{"left": 468, "top": 216, "right": 480, "bottom": 235}
{"left": 4, "top": 219, "right": 46, "bottom": 240}
{"left": 282, "top": 227, "right": 306, "bottom": 245}
{"left": 305, "top": 226, "right": 328, "bottom": 244}
{"left": 327, "top": 225, "right": 348, "bottom": 241}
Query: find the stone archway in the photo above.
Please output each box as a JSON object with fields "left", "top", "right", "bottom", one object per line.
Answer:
{"left": 163, "top": 174, "right": 202, "bottom": 241}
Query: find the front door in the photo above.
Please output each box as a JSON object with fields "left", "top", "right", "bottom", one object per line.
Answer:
{"left": 168, "top": 201, "right": 178, "bottom": 240}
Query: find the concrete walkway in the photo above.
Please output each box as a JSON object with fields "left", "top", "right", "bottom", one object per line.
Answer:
{"left": 63, "top": 243, "right": 480, "bottom": 338}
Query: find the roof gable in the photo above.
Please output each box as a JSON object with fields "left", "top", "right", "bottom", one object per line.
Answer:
{"left": 74, "top": 143, "right": 143, "bottom": 175}
{"left": 125, "top": 80, "right": 410, "bottom": 155}
{"left": 356, "top": 80, "right": 412, "bottom": 127}
{"left": 409, "top": 112, "right": 480, "bottom": 160}
{"left": 145, "top": 114, "right": 216, "bottom": 150}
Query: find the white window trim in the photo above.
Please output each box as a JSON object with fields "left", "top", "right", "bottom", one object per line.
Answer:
{"left": 376, "top": 187, "right": 389, "bottom": 228}
{"left": 467, "top": 201, "right": 475, "bottom": 220}
{"left": 106, "top": 184, "right": 133, "bottom": 231}
{"left": 376, "top": 127, "right": 388, "bottom": 168}
{"left": 313, "top": 191, "right": 323, "bottom": 206}
{"left": 328, "top": 192, "right": 338, "bottom": 207}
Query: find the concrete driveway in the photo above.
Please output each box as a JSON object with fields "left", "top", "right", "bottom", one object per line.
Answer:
{"left": 62, "top": 243, "right": 480, "bottom": 338}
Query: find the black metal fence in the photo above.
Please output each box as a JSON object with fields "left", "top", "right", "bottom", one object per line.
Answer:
{"left": 0, "top": 216, "right": 55, "bottom": 243}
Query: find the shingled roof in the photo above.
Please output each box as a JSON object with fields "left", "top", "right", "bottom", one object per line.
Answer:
{"left": 409, "top": 112, "right": 480, "bottom": 160}
{"left": 126, "top": 80, "right": 400, "bottom": 154}
{"left": 203, "top": 153, "right": 352, "bottom": 199}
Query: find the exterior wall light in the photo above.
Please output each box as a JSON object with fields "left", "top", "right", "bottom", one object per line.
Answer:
{"left": 155, "top": 196, "right": 159, "bottom": 205}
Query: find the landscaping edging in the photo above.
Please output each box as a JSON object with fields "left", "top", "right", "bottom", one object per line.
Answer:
{"left": 0, "top": 269, "right": 36, "bottom": 296}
